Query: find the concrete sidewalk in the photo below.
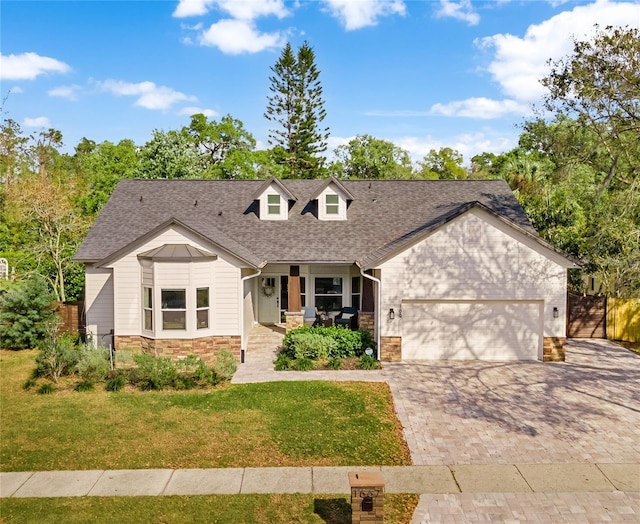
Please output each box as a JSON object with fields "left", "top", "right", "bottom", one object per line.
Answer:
{"left": 1, "top": 463, "right": 637, "bottom": 498}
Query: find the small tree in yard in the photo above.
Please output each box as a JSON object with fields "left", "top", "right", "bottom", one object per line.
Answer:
{"left": 0, "top": 275, "right": 55, "bottom": 349}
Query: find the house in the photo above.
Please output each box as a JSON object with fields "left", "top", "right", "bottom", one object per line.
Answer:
{"left": 73, "top": 177, "right": 575, "bottom": 363}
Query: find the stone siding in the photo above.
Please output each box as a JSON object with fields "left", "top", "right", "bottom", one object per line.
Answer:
{"left": 543, "top": 336, "right": 566, "bottom": 362}
{"left": 380, "top": 336, "right": 402, "bottom": 362}
{"left": 358, "top": 311, "right": 374, "bottom": 336}
{"left": 285, "top": 311, "right": 304, "bottom": 332}
{"left": 115, "top": 335, "right": 241, "bottom": 363}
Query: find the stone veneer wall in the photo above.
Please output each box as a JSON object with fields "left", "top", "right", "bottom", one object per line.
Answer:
{"left": 358, "top": 311, "right": 374, "bottom": 337}
{"left": 543, "top": 337, "right": 566, "bottom": 362}
{"left": 285, "top": 311, "right": 304, "bottom": 332}
{"left": 380, "top": 336, "right": 402, "bottom": 362}
{"left": 115, "top": 335, "right": 241, "bottom": 363}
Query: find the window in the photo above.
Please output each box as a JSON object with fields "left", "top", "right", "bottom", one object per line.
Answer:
{"left": 300, "top": 276, "right": 306, "bottom": 307}
{"left": 196, "top": 288, "right": 209, "bottom": 329}
{"left": 351, "top": 277, "right": 361, "bottom": 310}
{"left": 267, "top": 194, "right": 280, "bottom": 215}
{"left": 143, "top": 287, "right": 153, "bottom": 331}
{"left": 314, "top": 277, "right": 343, "bottom": 313}
{"left": 326, "top": 194, "right": 339, "bottom": 215}
{"left": 161, "top": 289, "right": 186, "bottom": 330}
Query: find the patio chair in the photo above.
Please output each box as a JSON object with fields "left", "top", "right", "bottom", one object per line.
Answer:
{"left": 334, "top": 306, "right": 358, "bottom": 330}
{"left": 303, "top": 306, "right": 323, "bottom": 327}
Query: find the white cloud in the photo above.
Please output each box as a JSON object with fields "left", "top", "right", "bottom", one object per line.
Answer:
{"left": 174, "top": 0, "right": 288, "bottom": 19}
{"left": 430, "top": 97, "right": 531, "bottom": 119}
{"left": 435, "top": 0, "right": 480, "bottom": 26}
{"left": 397, "top": 131, "right": 517, "bottom": 165}
{"left": 48, "top": 84, "right": 82, "bottom": 100}
{"left": 174, "top": 0, "right": 214, "bottom": 18}
{"left": 23, "top": 116, "right": 52, "bottom": 128}
{"left": 199, "top": 19, "right": 285, "bottom": 54}
{"left": 322, "top": 0, "right": 406, "bottom": 30}
{"left": 0, "top": 52, "right": 70, "bottom": 80}
{"left": 96, "top": 79, "right": 197, "bottom": 110}
{"left": 178, "top": 106, "right": 219, "bottom": 117}
{"left": 478, "top": 0, "right": 640, "bottom": 103}
{"left": 8, "top": 86, "right": 23, "bottom": 94}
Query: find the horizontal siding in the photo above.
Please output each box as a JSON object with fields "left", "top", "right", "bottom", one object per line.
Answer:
{"left": 213, "top": 262, "right": 240, "bottom": 335}
{"left": 380, "top": 210, "right": 567, "bottom": 338}
{"left": 85, "top": 266, "right": 114, "bottom": 341}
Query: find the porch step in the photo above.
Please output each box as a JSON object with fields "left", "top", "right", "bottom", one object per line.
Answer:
{"left": 246, "top": 324, "right": 285, "bottom": 352}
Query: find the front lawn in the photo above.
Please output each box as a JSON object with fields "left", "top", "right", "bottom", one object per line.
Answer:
{"left": 0, "top": 494, "right": 419, "bottom": 523}
{"left": 0, "top": 350, "right": 410, "bottom": 471}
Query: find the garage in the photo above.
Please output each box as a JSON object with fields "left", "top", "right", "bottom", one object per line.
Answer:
{"left": 401, "top": 301, "right": 542, "bottom": 360}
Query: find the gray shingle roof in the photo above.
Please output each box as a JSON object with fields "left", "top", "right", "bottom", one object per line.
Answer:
{"left": 74, "top": 178, "right": 540, "bottom": 268}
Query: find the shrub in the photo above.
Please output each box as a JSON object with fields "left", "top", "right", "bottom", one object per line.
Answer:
{"left": 176, "top": 355, "right": 215, "bottom": 387}
{"left": 132, "top": 354, "right": 177, "bottom": 391}
{"left": 22, "top": 378, "right": 36, "bottom": 390}
{"left": 37, "top": 383, "right": 54, "bottom": 395}
{"left": 76, "top": 346, "right": 111, "bottom": 382}
{"left": 291, "top": 332, "right": 336, "bottom": 360}
{"left": 74, "top": 380, "right": 95, "bottom": 392}
{"left": 357, "top": 354, "right": 380, "bottom": 370}
{"left": 35, "top": 326, "right": 79, "bottom": 383}
{"left": 281, "top": 325, "right": 376, "bottom": 360}
{"left": 327, "top": 356, "right": 342, "bottom": 370}
{"left": 105, "top": 371, "right": 126, "bottom": 392}
{"left": 212, "top": 350, "right": 237, "bottom": 382}
{"left": 291, "top": 356, "right": 313, "bottom": 371}
{"left": 274, "top": 352, "right": 291, "bottom": 371}
{"left": 0, "top": 276, "right": 55, "bottom": 350}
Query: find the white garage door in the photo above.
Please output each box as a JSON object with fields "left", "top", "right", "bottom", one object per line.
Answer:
{"left": 402, "top": 301, "right": 541, "bottom": 360}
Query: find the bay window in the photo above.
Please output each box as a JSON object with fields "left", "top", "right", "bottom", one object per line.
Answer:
{"left": 196, "top": 287, "right": 209, "bottom": 329}
{"left": 161, "top": 289, "right": 186, "bottom": 330}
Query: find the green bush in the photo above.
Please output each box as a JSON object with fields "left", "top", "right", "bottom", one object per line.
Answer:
{"left": 212, "top": 350, "right": 237, "bottom": 382}
{"left": 291, "top": 356, "right": 313, "bottom": 371}
{"left": 37, "top": 383, "right": 54, "bottom": 395}
{"left": 74, "top": 380, "right": 95, "bottom": 392}
{"left": 105, "top": 371, "right": 126, "bottom": 392}
{"left": 274, "top": 352, "right": 291, "bottom": 371}
{"left": 176, "top": 355, "right": 215, "bottom": 387}
{"left": 281, "top": 326, "right": 375, "bottom": 359}
{"left": 0, "top": 276, "right": 55, "bottom": 350}
{"left": 22, "top": 378, "right": 36, "bottom": 390}
{"left": 357, "top": 354, "right": 380, "bottom": 370}
{"left": 327, "top": 356, "right": 342, "bottom": 370}
{"left": 76, "top": 346, "right": 111, "bottom": 382}
{"left": 291, "top": 332, "right": 336, "bottom": 360}
{"left": 132, "top": 354, "right": 177, "bottom": 391}
{"left": 35, "top": 327, "right": 79, "bottom": 383}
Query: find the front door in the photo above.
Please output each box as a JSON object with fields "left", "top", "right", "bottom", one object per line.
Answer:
{"left": 258, "top": 276, "right": 280, "bottom": 323}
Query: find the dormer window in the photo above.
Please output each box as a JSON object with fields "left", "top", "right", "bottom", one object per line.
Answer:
{"left": 326, "top": 194, "right": 339, "bottom": 215}
{"left": 267, "top": 194, "right": 281, "bottom": 215}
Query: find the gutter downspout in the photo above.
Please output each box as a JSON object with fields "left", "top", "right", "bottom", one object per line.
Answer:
{"left": 359, "top": 264, "right": 381, "bottom": 360}
{"left": 240, "top": 266, "right": 263, "bottom": 363}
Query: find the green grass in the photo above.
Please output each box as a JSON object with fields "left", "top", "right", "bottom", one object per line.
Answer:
{"left": 0, "top": 350, "right": 410, "bottom": 471}
{"left": 0, "top": 494, "right": 419, "bottom": 523}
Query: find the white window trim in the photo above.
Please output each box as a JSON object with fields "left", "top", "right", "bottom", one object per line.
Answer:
{"left": 161, "top": 289, "right": 187, "bottom": 331}
{"left": 259, "top": 186, "right": 289, "bottom": 220}
{"left": 196, "top": 287, "right": 209, "bottom": 329}
{"left": 318, "top": 188, "right": 347, "bottom": 221}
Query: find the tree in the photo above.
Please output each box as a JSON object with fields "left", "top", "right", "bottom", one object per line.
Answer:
{"left": 184, "top": 114, "right": 257, "bottom": 179}
{"left": 0, "top": 276, "right": 55, "bottom": 350}
{"left": 416, "top": 148, "right": 468, "bottom": 179}
{"left": 0, "top": 117, "right": 28, "bottom": 187}
{"left": 30, "top": 128, "right": 63, "bottom": 180}
{"left": 265, "top": 42, "right": 329, "bottom": 178}
{"left": 332, "top": 135, "right": 413, "bottom": 179}
{"left": 541, "top": 25, "right": 639, "bottom": 196}
{"left": 137, "top": 129, "right": 202, "bottom": 180}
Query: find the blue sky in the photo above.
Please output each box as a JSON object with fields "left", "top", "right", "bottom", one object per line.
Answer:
{"left": 2, "top": 0, "right": 639, "bottom": 163}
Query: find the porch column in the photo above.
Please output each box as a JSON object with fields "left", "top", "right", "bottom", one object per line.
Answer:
{"left": 285, "top": 265, "right": 303, "bottom": 331}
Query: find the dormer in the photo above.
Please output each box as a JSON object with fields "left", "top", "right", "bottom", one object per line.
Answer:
{"left": 252, "top": 177, "right": 297, "bottom": 221}
{"left": 311, "top": 177, "right": 354, "bottom": 221}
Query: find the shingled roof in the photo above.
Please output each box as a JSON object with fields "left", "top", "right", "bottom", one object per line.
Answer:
{"left": 74, "top": 178, "right": 540, "bottom": 268}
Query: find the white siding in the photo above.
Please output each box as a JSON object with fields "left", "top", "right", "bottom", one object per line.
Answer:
{"left": 379, "top": 209, "right": 567, "bottom": 339}
{"left": 107, "top": 224, "right": 242, "bottom": 338}
{"left": 317, "top": 185, "right": 347, "bottom": 221}
{"left": 85, "top": 265, "right": 114, "bottom": 342}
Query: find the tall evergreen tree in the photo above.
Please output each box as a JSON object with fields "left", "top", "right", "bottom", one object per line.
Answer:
{"left": 265, "top": 41, "right": 329, "bottom": 178}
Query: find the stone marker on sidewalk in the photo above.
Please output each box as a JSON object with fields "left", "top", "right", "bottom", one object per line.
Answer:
{"left": 349, "top": 471, "right": 384, "bottom": 523}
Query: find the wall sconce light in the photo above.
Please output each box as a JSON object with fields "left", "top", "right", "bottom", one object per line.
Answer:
{"left": 389, "top": 308, "right": 395, "bottom": 320}
{"left": 553, "top": 307, "right": 559, "bottom": 319}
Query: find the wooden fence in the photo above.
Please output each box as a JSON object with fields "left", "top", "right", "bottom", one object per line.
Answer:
{"left": 54, "top": 301, "right": 85, "bottom": 337}
{"left": 607, "top": 298, "right": 640, "bottom": 343}
{"left": 567, "top": 294, "right": 606, "bottom": 338}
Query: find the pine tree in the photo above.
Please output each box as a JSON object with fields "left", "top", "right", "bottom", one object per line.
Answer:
{"left": 265, "top": 41, "right": 329, "bottom": 178}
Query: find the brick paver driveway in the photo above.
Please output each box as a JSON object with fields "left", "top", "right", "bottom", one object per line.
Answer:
{"left": 383, "top": 338, "right": 640, "bottom": 466}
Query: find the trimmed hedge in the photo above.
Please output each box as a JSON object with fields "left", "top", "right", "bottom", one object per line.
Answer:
{"left": 281, "top": 326, "right": 375, "bottom": 360}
